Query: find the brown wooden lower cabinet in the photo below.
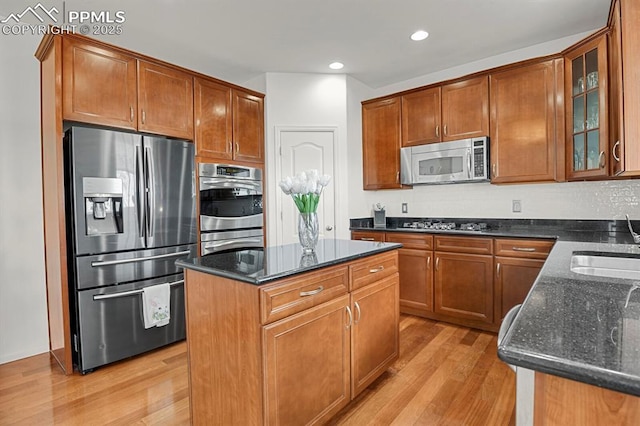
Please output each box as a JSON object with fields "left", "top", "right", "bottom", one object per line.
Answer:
{"left": 434, "top": 251, "right": 494, "bottom": 324}
{"left": 534, "top": 372, "right": 640, "bottom": 425}
{"left": 263, "top": 295, "right": 351, "bottom": 425}
{"left": 185, "top": 250, "right": 399, "bottom": 425}
{"left": 495, "top": 256, "right": 546, "bottom": 320}
{"left": 350, "top": 232, "right": 554, "bottom": 332}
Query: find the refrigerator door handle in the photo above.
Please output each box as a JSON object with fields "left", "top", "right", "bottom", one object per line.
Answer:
{"left": 144, "top": 146, "right": 154, "bottom": 240}
{"left": 135, "top": 145, "right": 145, "bottom": 238}
{"left": 92, "top": 279, "right": 184, "bottom": 300}
{"left": 90, "top": 250, "right": 192, "bottom": 267}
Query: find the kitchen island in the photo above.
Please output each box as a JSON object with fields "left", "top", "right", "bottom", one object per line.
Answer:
{"left": 176, "top": 239, "right": 401, "bottom": 425}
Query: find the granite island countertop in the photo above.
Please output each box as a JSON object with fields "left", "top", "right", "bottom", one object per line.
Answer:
{"left": 176, "top": 238, "right": 401, "bottom": 285}
{"left": 497, "top": 240, "right": 640, "bottom": 397}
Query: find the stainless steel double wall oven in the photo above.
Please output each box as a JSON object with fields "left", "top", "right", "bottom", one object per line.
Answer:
{"left": 199, "top": 163, "right": 264, "bottom": 255}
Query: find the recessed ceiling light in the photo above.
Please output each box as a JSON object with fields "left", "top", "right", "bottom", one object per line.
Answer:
{"left": 329, "top": 62, "right": 344, "bottom": 70}
{"left": 411, "top": 30, "right": 429, "bottom": 41}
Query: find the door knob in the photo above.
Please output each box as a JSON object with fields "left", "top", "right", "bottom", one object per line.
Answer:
{"left": 326, "top": 225, "right": 333, "bottom": 231}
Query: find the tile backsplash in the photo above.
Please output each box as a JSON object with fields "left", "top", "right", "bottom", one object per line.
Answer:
{"left": 350, "top": 180, "right": 640, "bottom": 220}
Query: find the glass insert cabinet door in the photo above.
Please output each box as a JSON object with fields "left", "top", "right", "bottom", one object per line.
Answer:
{"left": 565, "top": 34, "right": 609, "bottom": 179}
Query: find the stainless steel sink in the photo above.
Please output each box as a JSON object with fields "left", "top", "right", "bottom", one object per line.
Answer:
{"left": 570, "top": 252, "right": 640, "bottom": 280}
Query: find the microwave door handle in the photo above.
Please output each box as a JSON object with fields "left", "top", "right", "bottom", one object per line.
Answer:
{"left": 135, "top": 145, "right": 145, "bottom": 238}
{"left": 467, "top": 149, "right": 471, "bottom": 179}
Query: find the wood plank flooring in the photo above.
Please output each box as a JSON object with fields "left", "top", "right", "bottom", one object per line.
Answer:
{"left": 0, "top": 315, "right": 515, "bottom": 425}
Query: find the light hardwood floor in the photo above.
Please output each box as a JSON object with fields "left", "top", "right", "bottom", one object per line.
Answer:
{"left": 0, "top": 315, "right": 515, "bottom": 425}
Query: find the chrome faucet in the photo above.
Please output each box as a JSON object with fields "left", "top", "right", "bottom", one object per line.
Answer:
{"left": 625, "top": 214, "right": 640, "bottom": 244}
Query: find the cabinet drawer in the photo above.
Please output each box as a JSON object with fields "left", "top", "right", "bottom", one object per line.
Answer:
{"left": 494, "top": 238, "right": 554, "bottom": 259}
{"left": 434, "top": 235, "right": 493, "bottom": 255}
{"left": 260, "top": 265, "right": 349, "bottom": 324}
{"left": 385, "top": 232, "right": 433, "bottom": 250}
{"left": 351, "top": 231, "right": 385, "bottom": 242}
{"left": 349, "top": 251, "right": 399, "bottom": 291}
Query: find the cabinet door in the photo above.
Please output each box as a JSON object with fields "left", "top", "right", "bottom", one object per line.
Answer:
{"left": 263, "top": 295, "right": 351, "bottom": 425}
{"left": 490, "top": 59, "right": 562, "bottom": 183}
{"left": 232, "top": 89, "right": 265, "bottom": 163}
{"left": 350, "top": 274, "right": 399, "bottom": 398}
{"left": 362, "top": 98, "right": 403, "bottom": 189}
{"left": 138, "top": 61, "right": 194, "bottom": 140}
{"left": 609, "top": 0, "right": 624, "bottom": 176}
{"left": 194, "top": 77, "right": 233, "bottom": 160}
{"left": 396, "top": 248, "right": 432, "bottom": 313}
{"left": 565, "top": 35, "right": 609, "bottom": 180}
{"left": 495, "top": 257, "right": 545, "bottom": 321}
{"left": 62, "top": 38, "right": 137, "bottom": 130}
{"left": 434, "top": 252, "right": 493, "bottom": 323}
{"left": 441, "top": 76, "right": 489, "bottom": 141}
{"left": 402, "top": 87, "right": 441, "bottom": 146}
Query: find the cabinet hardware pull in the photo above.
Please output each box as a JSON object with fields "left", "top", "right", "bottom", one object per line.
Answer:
{"left": 300, "top": 286, "right": 324, "bottom": 297}
{"left": 130, "top": 106, "right": 134, "bottom": 122}
{"left": 228, "top": 141, "right": 233, "bottom": 153}
{"left": 435, "top": 257, "right": 440, "bottom": 271}
{"left": 613, "top": 141, "right": 621, "bottom": 162}
{"left": 397, "top": 171, "right": 400, "bottom": 183}
{"left": 299, "top": 286, "right": 324, "bottom": 297}
{"left": 354, "top": 302, "right": 361, "bottom": 324}
{"left": 444, "top": 124, "right": 447, "bottom": 136}
{"left": 497, "top": 263, "right": 501, "bottom": 277}
{"left": 492, "top": 164, "right": 497, "bottom": 178}
{"left": 369, "top": 266, "right": 384, "bottom": 273}
{"left": 235, "top": 142, "right": 240, "bottom": 153}
{"left": 435, "top": 126, "right": 440, "bottom": 138}
{"left": 427, "top": 256, "right": 431, "bottom": 269}
{"left": 345, "top": 306, "right": 353, "bottom": 329}
{"left": 599, "top": 151, "right": 606, "bottom": 169}
{"left": 360, "top": 237, "right": 375, "bottom": 241}
{"left": 141, "top": 110, "right": 146, "bottom": 124}
{"left": 512, "top": 247, "right": 536, "bottom": 252}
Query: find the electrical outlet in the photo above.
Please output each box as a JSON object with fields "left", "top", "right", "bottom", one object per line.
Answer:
{"left": 402, "top": 203, "right": 408, "bottom": 214}
{"left": 512, "top": 200, "right": 522, "bottom": 213}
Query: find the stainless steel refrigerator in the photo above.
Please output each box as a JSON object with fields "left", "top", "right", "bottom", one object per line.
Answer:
{"left": 64, "top": 126, "right": 197, "bottom": 373}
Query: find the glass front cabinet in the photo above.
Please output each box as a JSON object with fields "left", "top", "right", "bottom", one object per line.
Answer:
{"left": 565, "top": 33, "right": 609, "bottom": 180}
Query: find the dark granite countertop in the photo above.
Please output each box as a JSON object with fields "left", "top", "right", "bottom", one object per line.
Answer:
{"left": 350, "top": 217, "right": 637, "bottom": 244}
{"left": 176, "top": 239, "right": 401, "bottom": 285}
{"left": 498, "top": 241, "right": 640, "bottom": 397}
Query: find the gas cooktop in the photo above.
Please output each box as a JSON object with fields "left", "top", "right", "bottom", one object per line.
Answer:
{"left": 401, "top": 221, "right": 488, "bottom": 232}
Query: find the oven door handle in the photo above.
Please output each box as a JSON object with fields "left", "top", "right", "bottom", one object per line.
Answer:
{"left": 199, "top": 178, "right": 262, "bottom": 192}
{"left": 92, "top": 279, "right": 184, "bottom": 300}
{"left": 203, "top": 238, "right": 264, "bottom": 249}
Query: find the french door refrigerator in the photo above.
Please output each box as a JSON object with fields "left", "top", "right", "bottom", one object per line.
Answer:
{"left": 64, "top": 126, "right": 197, "bottom": 373}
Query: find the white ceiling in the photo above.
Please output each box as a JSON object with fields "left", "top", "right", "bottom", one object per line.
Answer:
{"left": 3, "top": 0, "right": 612, "bottom": 88}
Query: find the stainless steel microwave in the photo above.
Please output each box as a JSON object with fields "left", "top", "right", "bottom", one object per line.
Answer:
{"left": 400, "top": 137, "right": 489, "bottom": 185}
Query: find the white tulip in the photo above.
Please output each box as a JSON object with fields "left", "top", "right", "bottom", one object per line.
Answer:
{"left": 278, "top": 177, "right": 293, "bottom": 195}
{"left": 318, "top": 174, "right": 331, "bottom": 188}
{"left": 291, "top": 176, "right": 305, "bottom": 194}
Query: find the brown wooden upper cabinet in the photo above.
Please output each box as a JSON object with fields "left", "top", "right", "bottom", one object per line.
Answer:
{"left": 401, "top": 76, "right": 489, "bottom": 147}
{"left": 62, "top": 38, "right": 137, "bottom": 130}
{"left": 138, "top": 61, "right": 194, "bottom": 140}
{"left": 62, "top": 37, "right": 194, "bottom": 140}
{"left": 362, "top": 97, "right": 403, "bottom": 189}
{"left": 564, "top": 32, "right": 609, "bottom": 180}
{"left": 608, "top": 0, "right": 640, "bottom": 177}
{"left": 489, "top": 58, "right": 565, "bottom": 183}
{"left": 194, "top": 78, "right": 265, "bottom": 163}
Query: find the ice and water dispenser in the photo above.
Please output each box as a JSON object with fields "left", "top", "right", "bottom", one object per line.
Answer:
{"left": 82, "top": 177, "right": 124, "bottom": 236}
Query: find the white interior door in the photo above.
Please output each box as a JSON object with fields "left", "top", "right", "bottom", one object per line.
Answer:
{"left": 277, "top": 128, "right": 336, "bottom": 245}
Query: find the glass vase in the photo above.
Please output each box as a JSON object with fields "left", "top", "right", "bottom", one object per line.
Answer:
{"left": 298, "top": 212, "right": 319, "bottom": 253}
